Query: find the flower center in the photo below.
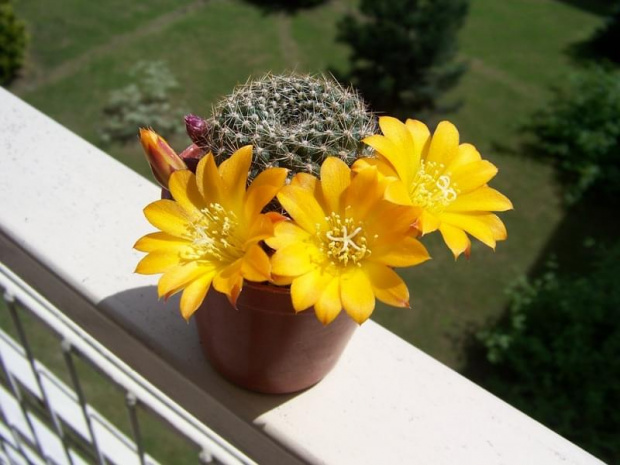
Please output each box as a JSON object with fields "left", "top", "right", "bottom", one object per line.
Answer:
{"left": 184, "top": 203, "right": 243, "bottom": 262}
{"left": 321, "top": 212, "right": 371, "bottom": 267}
{"left": 410, "top": 161, "right": 459, "bottom": 213}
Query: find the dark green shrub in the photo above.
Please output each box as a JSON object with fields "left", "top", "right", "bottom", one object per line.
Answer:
{"left": 477, "top": 245, "right": 620, "bottom": 463}
{"left": 100, "top": 61, "right": 185, "bottom": 144}
{"left": 525, "top": 66, "right": 620, "bottom": 203}
{"left": 587, "top": 2, "right": 620, "bottom": 63}
{"left": 0, "top": 0, "right": 28, "bottom": 85}
{"left": 336, "top": 0, "right": 469, "bottom": 116}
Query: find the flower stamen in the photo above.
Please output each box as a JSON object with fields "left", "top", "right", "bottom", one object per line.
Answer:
{"left": 184, "top": 203, "right": 243, "bottom": 262}
{"left": 410, "top": 161, "right": 459, "bottom": 213}
{"left": 322, "top": 213, "right": 370, "bottom": 266}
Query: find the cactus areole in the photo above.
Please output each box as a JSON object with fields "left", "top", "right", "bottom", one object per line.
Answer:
{"left": 186, "top": 73, "right": 377, "bottom": 180}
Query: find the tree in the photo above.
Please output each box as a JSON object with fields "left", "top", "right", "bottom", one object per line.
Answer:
{"left": 336, "top": 0, "right": 469, "bottom": 117}
{"left": 524, "top": 66, "right": 620, "bottom": 204}
{"left": 476, "top": 245, "right": 620, "bottom": 463}
{"left": 0, "top": 0, "right": 28, "bottom": 86}
{"left": 586, "top": 2, "right": 620, "bottom": 63}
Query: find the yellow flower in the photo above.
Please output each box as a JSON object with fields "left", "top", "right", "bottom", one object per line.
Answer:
{"left": 358, "top": 117, "right": 513, "bottom": 259}
{"left": 266, "top": 158, "right": 430, "bottom": 325}
{"left": 134, "top": 146, "right": 288, "bottom": 320}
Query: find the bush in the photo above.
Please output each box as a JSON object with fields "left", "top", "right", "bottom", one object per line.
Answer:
{"left": 524, "top": 66, "right": 620, "bottom": 203}
{"left": 586, "top": 2, "right": 620, "bottom": 63}
{"left": 100, "top": 61, "right": 185, "bottom": 144}
{"left": 0, "top": 0, "right": 28, "bottom": 85}
{"left": 477, "top": 245, "right": 620, "bottom": 463}
{"left": 336, "top": 0, "right": 469, "bottom": 117}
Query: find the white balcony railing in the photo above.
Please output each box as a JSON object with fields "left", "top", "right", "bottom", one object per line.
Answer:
{"left": 0, "top": 87, "right": 605, "bottom": 465}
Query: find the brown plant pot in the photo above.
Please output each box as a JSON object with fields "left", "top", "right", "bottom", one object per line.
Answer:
{"left": 195, "top": 281, "right": 358, "bottom": 394}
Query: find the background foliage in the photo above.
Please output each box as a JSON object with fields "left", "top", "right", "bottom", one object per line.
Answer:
{"left": 0, "top": 0, "right": 28, "bottom": 85}
{"left": 336, "top": 0, "right": 469, "bottom": 117}
{"left": 100, "top": 61, "right": 185, "bottom": 144}
{"left": 476, "top": 244, "right": 620, "bottom": 463}
{"left": 524, "top": 65, "right": 620, "bottom": 203}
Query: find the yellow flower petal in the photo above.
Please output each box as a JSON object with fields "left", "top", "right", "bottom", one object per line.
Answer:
{"left": 364, "top": 262, "right": 409, "bottom": 308}
{"left": 341, "top": 267, "right": 375, "bottom": 324}
{"left": 363, "top": 135, "right": 405, "bottom": 180}
{"left": 372, "top": 236, "right": 430, "bottom": 267}
{"left": 419, "top": 210, "right": 441, "bottom": 235}
{"left": 439, "top": 223, "right": 471, "bottom": 259}
{"left": 365, "top": 201, "right": 420, "bottom": 238}
{"left": 450, "top": 160, "right": 498, "bottom": 193}
{"left": 180, "top": 273, "right": 214, "bottom": 321}
{"left": 384, "top": 179, "right": 414, "bottom": 205}
{"left": 320, "top": 157, "right": 351, "bottom": 213}
{"left": 168, "top": 170, "right": 205, "bottom": 215}
{"left": 133, "top": 232, "right": 190, "bottom": 253}
{"left": 271, "top": 242, "right": 319, "bottom": 277}
{"left": 425, "top": 121, "right": 459, "bottom": 166}
{"left": 143, "top": 200, "right": 192, "bottom": 238}
{"left": 158, "top": 261, "right": 212, "bottom": 299}
{"left": 314, "top": 278, "right": 342, "bottom": 325}
{"left": 241, "top": 244, "right": 271, "bottom": 282}
{"left": 265, "top": 220, "right": 310, "bottom": 250}
{"left": 195, "top": 152, "right": 224, "bottom": 205}
{"left": 291, "top": 172, "right": 318, "bottom": 190}
{"left": 213, "top": 260, "right": 244, "bottom": 306}
{"left": 446, "top": 186, "right": 513, "bottom": 212}
{"left": 378, "top": 116, "right": 416, "bottom": 181}
{"left": 244, "top": 167, "right": 288, "bottom": 219}
{"left": 134, "top": 251, "right": 181, "bottom": 274}
{"left": 218, "top": 145, "right": 252, "bottom": 210}
{"left": 439, "top": 213, "right": 499, "bottom": 249}
{"left": 277, "top": 185, "right": 327, "bottom": 233}
{"left": 244, "top": 214, "right": 275, "bottom": 247}
{"left": 352, "top": 157, "right": 399, "bottom": 179}
{"left": 290, "top": 269, "right": 332, "bottom": 312}
{"left": 405, "top": 119, "right": 431, "bottom": 165}
{"left": 444, "top": 143, "right": 481, "bottom": 172}
{"left": 345, "top": 165, "right": 383, "bottom": 220}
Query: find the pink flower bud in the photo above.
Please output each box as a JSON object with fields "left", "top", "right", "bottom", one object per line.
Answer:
{"left": 139, "top": 128, "right": 187, "bottom": 188}
{"left": 185, "top": 114, "right": 209, "bottom": 146}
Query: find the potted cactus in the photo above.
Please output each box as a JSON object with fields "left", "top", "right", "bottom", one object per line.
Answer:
{"left": 134, "top": 73, "right": 513, "bottom": 393}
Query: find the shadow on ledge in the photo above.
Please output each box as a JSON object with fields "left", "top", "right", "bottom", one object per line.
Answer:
{"left": 98, "top": 286, "right": 306, "bottom": 420}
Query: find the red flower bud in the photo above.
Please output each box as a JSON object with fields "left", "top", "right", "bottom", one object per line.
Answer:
{"left": 139, "top": 128, "right": 187, "bottom": 188}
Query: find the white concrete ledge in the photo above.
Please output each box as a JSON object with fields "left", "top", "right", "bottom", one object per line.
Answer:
{"left": 0, "top": 88, "right": 604, "bottom": 465}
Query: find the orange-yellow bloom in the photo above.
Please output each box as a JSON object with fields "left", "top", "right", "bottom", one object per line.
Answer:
{"left": 267, "top": 158, "right": 430, "bottom": 325}
{"left": 139, "top": 128, "right": 188, "bottom": 188}
{"left": 134, "top": 146, "right": 288, "bottom": 320}
{"left": 358, "top": 117, "right": 513, "bottom": 259}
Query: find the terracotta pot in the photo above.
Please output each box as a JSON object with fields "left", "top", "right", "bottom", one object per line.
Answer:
{"left": 195, "top": 282, "right": 358, "bottom": 394}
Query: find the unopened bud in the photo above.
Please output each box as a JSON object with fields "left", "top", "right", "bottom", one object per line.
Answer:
{"left": 179, "top": 143, "right": 205, "bottom": 173}
{"left": 139, "top": 128, "right": 187, "bottom": 188}
{"left": 185, "top": 114, "right": 209, "bottom": 146}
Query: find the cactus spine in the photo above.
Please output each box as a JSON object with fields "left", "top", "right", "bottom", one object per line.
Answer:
{"left": 187, "top": 73, "right": 377, "bottom": 180}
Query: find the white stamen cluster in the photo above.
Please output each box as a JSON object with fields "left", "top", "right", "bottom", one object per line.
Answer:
{"left": 321, "top": 212, "right": 370, "bottom": 266}
{"left": 410, "top": 161, "right": 458, "bottom": 212}
{"left": 184, "top": 203, "right": 242, "bottom": 262}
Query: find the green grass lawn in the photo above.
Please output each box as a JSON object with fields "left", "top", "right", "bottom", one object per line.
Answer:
{"left": 8, "top": 0, "right": 607, "bottom": 370}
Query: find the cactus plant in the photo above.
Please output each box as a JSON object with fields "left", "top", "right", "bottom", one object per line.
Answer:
{"left": 186, "top": 73, "right": 377, "bottom": 179}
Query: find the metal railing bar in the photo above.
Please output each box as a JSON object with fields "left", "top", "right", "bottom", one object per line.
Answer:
{"left": 0, "top": 264, "right": 254, "bottom": 465}
{"left": 61, "top": 340, "right": 106, "bottom": 465}
{"left": 0, "top": 334, "right": 46, "bottom": 461}
{"left": 0, "top": 403, "right": 30, "bottom": 465}
{"left": 125, "top": 392, "right": 146, "bottom": 465}
{"left": 5, "top": 292, "right": 74, "bottom": 465}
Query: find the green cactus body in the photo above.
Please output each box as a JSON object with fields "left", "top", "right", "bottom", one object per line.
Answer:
{"left": 197, "top": 73, "right": 377, "bottom": 180}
